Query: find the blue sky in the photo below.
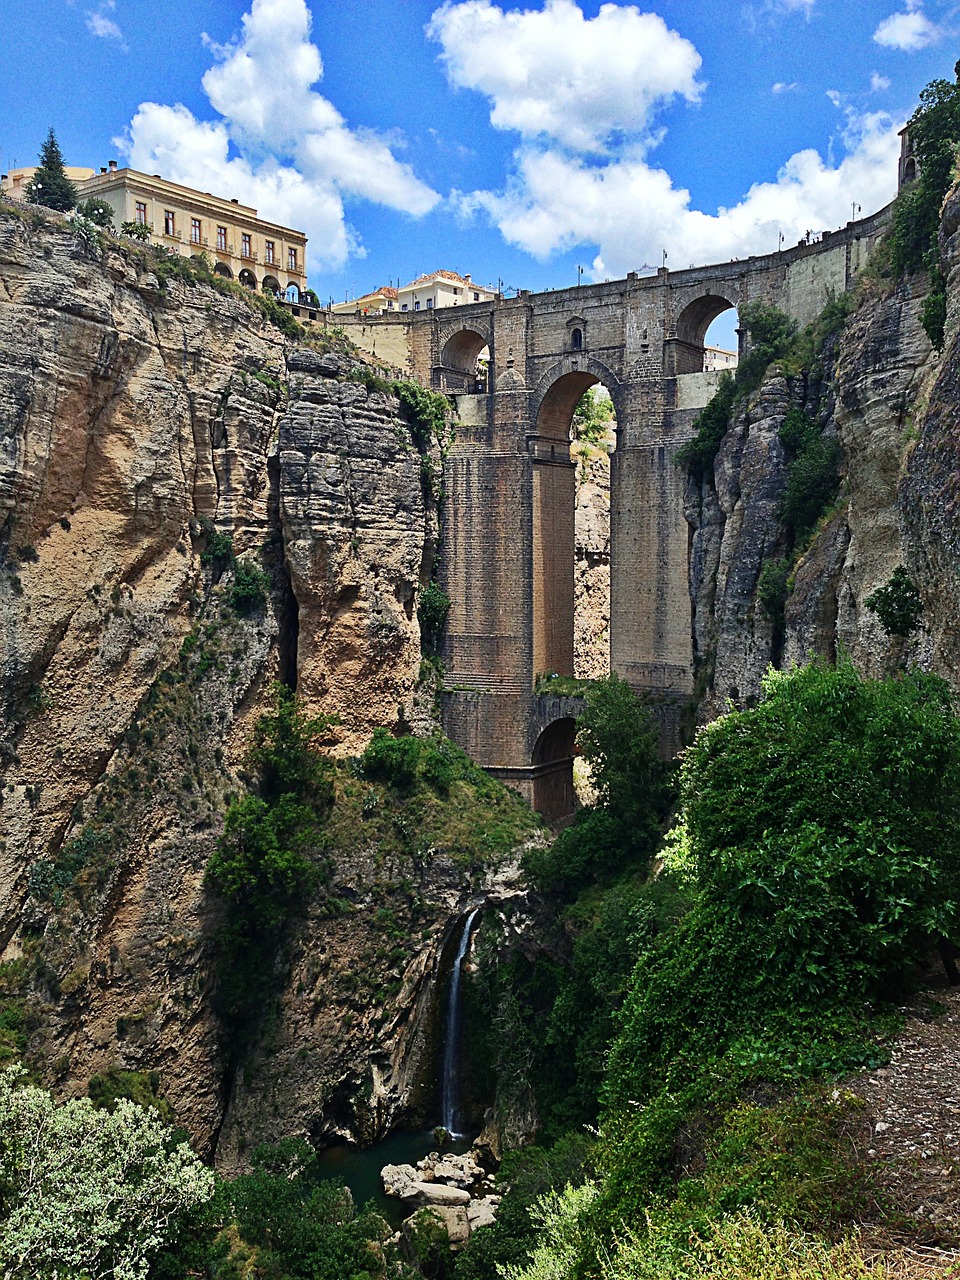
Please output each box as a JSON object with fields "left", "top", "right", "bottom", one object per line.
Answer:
{"left": 2, "top": 0, "right": 958, "bottom": 328}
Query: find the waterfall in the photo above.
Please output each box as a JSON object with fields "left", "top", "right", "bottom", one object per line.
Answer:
{"left": 440, "top": 907, "right": 480, "bottom": 1138}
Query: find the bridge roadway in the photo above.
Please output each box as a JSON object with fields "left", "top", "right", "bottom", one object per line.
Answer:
{"left": 338, "top": 206, "right": 891, "bottom": 821}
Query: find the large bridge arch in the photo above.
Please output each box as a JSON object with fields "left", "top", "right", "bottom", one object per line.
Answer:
{"left": 669, "top": 291, "right": 740, "bottom": 374}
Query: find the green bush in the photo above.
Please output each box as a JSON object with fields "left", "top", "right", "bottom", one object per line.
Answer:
{"left": 229, "top": 559, "right": 270, "bottom": 614}
{"left": 418, "top": 580, "right": 451, "bottom": 649}
{"left": 866, "top": 566, "right": 923, "bottom": 637}
{"left": 76, "top": 197, "right": 114, "bottom": 229}
{"left": 360, "top": 728, "right": 423, "bottom": 789}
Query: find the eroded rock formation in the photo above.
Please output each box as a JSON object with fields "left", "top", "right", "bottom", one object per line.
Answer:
{"left": 0, "top": 207, "right": 515, "bottom": 1163}
{"left": 686, "top": 187, "right": 960, "bottom": 717}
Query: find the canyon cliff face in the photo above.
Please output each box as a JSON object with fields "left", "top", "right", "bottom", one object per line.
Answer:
{"left": 0, "top": 206, "right": 519, "bottom": 1162}
{"left": 686, "top": 188, "right": 960, "bottom": 717}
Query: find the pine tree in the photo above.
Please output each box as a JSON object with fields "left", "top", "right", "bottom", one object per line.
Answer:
{"left": 25, "top": 129, "right": 78, "bottom": 211}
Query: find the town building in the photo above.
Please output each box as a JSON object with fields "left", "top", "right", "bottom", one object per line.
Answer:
{"left": 330, "top": 285, "right": 399, "bottom": 316}
{"left": 2, "top": 161, "right": 310, "bottom": 299}
{"left": 77, "top": 164, "right": 309, "bottom": 298}
{"left": 396, "top": 270, "right": 498, "bottom": 312}
{"left": 703, "top": 344, "right": 738, "bottom": 372}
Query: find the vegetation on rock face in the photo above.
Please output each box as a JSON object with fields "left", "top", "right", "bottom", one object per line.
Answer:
{"left": 890, "top": 61, "right": 960, "bottom": 349}
{"left": 207, "top": 683, "right": 335, "bottom": 1046}
{"left": 777, "top": 406, "right": 842, "bottom": 545}
{"left": 24, "top": 129, "right": 77, "bottom": 212}
{"left": 866, "top": 565, "right": 924, "bottom": 638}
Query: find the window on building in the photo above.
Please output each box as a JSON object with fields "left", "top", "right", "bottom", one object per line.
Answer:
{"left": 288, "top": 247, "right": 298, "bottom": 272}
{"left": 241, "top": 233, "right": 252, "bottom": 258}
{"left": 473, "top": 292, "right": 480, "bottom": 302}
{"left": 265, "top": 240, "right": 275, "bottom": 264}
{"left": 414, "top": 300, "right": 421, "bottom": 311}
{"left": 426, "top": 298, "right": 434, "bottom": 309}
{"left": 571, "top": 327, "right": 583, "bottom": 351}
{"left": 401, "top": 303, "right": 408, "bottom": 312}
{"left": 135, "top": 201, "right": 147, "bottom": 225}
{"left": 191, "top": 218, "right": 201, "bottom": 244}
{"left": 216, "top": 225, "right": 227, "bottom": 251}
{"left": 164, "top": 210, "right": 175, "bottom": 236}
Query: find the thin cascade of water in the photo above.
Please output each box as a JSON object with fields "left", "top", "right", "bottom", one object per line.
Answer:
{"left": 440, "top": 907, "right": 480, "bottom": 1138}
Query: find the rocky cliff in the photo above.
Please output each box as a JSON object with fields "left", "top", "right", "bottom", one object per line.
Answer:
{"left": 685, "top": 188, "right": 960, "bottom": 718}
{"left": 0, "top": 205, "right": 529, "bottom": 1163}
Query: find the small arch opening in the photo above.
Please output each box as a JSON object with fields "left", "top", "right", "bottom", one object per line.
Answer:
{"left": 675, "top": 294, "right": 739, "bottom": 373}
{"left": 531, "top": 718, "right": 577, "bottom": 824}
{"left": 904, "top": 157, "right": 917, "bottom": 183}
{"left": 440, "top": 329, "right": 490, "bottom": 392}
{"left": 285, "top": 283, "right": 301, "bottom": 303}
{"left": 571, "top": 327, "right": 583, "bottom": 351}
{"left": 262, "top": 274, "right": 281, "bottom": 296}
{"left": 239, "top": 268, "right": 257, "bottom": 290}
{"left": 213, "top": 262, "right": 233, "bottom": 279}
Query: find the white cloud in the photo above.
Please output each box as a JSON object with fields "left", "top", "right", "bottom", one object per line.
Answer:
{"left": 870, "top": 72, "right": 892, "bottom": 91}
{"left": 453, "top": 110, "right": 901, "bottom": 279}
{"left": 772, "top": 81, "right": 798, "bottom": 94}
{"left": 427, "top": 0, "right": 703, "bottom": 154}
{"left": 117, "top": 0, "right": 439, "bottom": 274}
{"left": 85, "top": 0, "right": 125, "bottom": 46}
{"left": 826, "top": 89, "right": 843, "bottom": 107}
{"left": 873, "top": 2, "right": 943, "bottom": 50}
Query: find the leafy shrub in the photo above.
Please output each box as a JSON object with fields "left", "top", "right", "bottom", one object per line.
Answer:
{"left": 120, "top": 220, "right": 151, "bottom": 241}
{"left": 199, "top": 527, "right": 234, "bottom": 568}
{"left": 76, "top": 197, "right": 114, "bottom": 228}
{"left": 419, "top": 580, "right": 450, "bottom": 650}
{"left": 778, "top": 408, "right": 842, "bottom": 544}
{"left": 866, "top": 566, "right": 923, "bottom": 637}
{"left": 229, "top": 559, "right": 270, "bottom": 614}
{"left": 360, "top": 728, "right": 423, "bottom": 789}
{"left": 572, "top": 386, "right": 615, "bottom": 445}
{"left": 0, "top": 1066, "right": 214, "bottom": 1280}
{"left": 757, "top": 557, "right": 790, "bottom": 623}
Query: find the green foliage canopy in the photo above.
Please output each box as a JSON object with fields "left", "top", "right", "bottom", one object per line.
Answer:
{"left": 0, "top": 1067, "right": 213, "bottom": 1280}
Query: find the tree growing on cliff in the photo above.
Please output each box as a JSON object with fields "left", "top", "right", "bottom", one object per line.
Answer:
{"left": 24, "top": 129, "right": 78, "bottom": 212}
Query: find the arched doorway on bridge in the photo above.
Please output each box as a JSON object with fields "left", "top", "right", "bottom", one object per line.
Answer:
{"left": 440, "top": 329, "right": 490, "bottom": 393}
{"left": 675, "top": 294, "right": 740, "bottom": 374}
{"left": 533, "top": 371, "right": 617, "bottom": 686}
{"left": 531, "top": 718, "right": 577, "bottom": 824}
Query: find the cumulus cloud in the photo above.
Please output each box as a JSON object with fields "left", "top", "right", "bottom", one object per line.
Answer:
{"left": 870, "top": 72, "right": 892, "bottom": 91}
{"left": 85, "top": 0, "right": 125, "bottom": 46}
{"left": 426, "top": 0, "right": 703, "bottom": 153}
{"left": 432, "top": 1, "right": 901, "bottom": 278}
{"left": 873, "top": 2, "right": 943, "bottom": 50}
{"left": 116, "top": 0, "right": 439, "bottom": 273}
{"left": 772, "top": 81, "right": 799, "bottom": 94}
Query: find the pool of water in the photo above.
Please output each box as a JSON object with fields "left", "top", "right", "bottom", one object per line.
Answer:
{"left": 314, "top": 1130, "right": 476, "bottom": 1227}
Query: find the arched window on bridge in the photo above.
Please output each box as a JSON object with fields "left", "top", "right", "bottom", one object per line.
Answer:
{"left": 571, "top": 327, "right": 583, "bottom": 351}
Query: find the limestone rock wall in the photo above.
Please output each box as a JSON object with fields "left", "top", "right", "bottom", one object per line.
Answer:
{"left": 686, "top": 188, "right": 960, "bottom": 718}
{"left": 0, "top": 207, "right": 466, "bottom": 1160}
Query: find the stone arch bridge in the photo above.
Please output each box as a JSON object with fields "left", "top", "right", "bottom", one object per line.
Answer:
{"left": 340, "top": 208, "right": 890, "bottom": 820}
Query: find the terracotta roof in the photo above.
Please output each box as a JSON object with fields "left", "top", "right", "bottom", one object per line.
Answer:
{"left": 401, "top": 270, "right": 493, "bottom": 290}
